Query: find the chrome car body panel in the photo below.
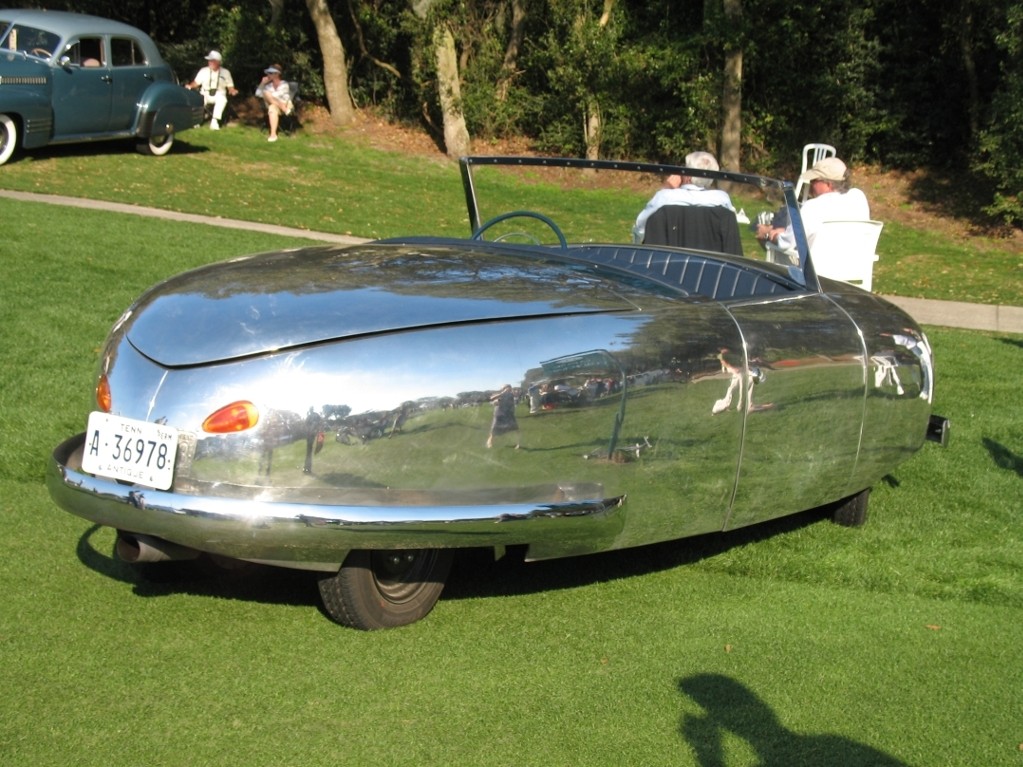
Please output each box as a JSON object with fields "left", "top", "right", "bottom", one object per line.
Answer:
{"left": 50, "top": 156, "right": 943, "bottom": 575}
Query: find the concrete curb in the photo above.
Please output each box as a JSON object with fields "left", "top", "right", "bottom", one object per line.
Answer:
{"left": 880, "top": 295, "right": 1023, "bottom": 334}
{"left": 4, "top": 189, "right": 1021, "bottom": 334}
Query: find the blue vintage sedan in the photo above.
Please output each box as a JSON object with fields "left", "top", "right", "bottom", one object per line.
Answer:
{"left": 0, "top": 9, "right": 202, "bottom": 164}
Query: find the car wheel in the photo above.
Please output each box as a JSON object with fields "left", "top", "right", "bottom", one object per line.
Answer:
{"left": 0, "top": 114, "right": 18, "bottom": 166}
{"left": 318, "top": 549, "right": 453, "bottom": 630}
{"left": 137, "top": 130, "right": 174, "bottom": 157}
{"left": 832, "top": 488, "right": 870, "bottom": 527}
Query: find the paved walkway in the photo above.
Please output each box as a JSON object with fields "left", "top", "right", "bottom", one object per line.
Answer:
{"left": 4, "top": 189, "right": 1021, "bottom": 334}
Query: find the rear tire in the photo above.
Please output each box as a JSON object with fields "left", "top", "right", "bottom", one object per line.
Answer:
{"left": 137, "top": 130, "right": 174, "bottom": 157}
{"left": 319, "top": 549, "right": 453, "bottom": 630}
{"left": 832, "top": 488, "right": 870, "bottom": 527}
{"left": 0, "top": 114, "right": 18, "bottom": 166}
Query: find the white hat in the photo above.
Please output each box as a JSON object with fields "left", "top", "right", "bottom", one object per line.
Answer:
{"left": 264, "top": 66, "right": 281, "bottom": 75}
{"left": 205, "top": 50, "right": 222, "bottom": 62}
{"left": 798, "top": 156, "right": 848, "bottom": 184}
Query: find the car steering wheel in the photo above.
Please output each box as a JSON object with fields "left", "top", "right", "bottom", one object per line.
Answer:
{"left": 471, "top": 210, "right": 567, "bottom": 250}
{"left": 30, "top": 48, "right": 51, "bottom": 58}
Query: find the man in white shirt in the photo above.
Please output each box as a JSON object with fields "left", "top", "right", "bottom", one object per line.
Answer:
{"left": 758, "top": 156, "right": 870, "bottom": 258}
{"left": 632, "top": 151, "right": 735, "bottom": 243}
{"left": 186, "top": 51, "right": 238, "bottom": 130}
{"left": 794, "top": 156, "right": 870, "bottom": 246}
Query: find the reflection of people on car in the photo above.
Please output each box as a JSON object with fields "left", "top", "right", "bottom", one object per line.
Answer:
{"left": 486, "top": 384, "right": 520, "bottom": 449}
{"left": 711, "top": 348, "right": 750, "bottom": 415}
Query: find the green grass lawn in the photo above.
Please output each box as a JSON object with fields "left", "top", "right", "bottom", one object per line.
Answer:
{"left": 1, "top": 190, "right": 1022, "bottom": 765}
{"left": 0, "top": 123, "right": 1020, "bottom": 305}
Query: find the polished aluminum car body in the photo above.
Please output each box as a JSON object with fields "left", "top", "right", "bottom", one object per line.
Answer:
{"left": 0, "top": 9, "right": 202, "bottom": 164}
{"left": 48, "top": 157, "right": 948, "bottom": 629}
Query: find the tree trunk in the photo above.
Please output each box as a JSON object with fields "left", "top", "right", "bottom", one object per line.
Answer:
{"left": 584, "top": 99, "right": 601, "bottom": 161}
{"left": 304, "top": 0, "right": 356, "bottom": 125}
{"left": 413, "top": 1, "right": 470, "bottom": 158}
{"left": 434, "top": 23, "right": 471, "bottom": 158}
{"left": 269, "top": 0, "right": 284, "bottom": 26}
{"left": 579, "top": 0, "right": 614, "bottom": 163}
{"left": 496, "top": 0, "right": 526, "bottom": 102}
{"left": 720, "top": 0, "right": 742, "bottom": 172}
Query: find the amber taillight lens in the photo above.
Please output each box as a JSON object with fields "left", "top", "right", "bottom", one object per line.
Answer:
{"left": 96, "top": 375, "right": 112, "bottom": 413}
{"left": 202, "top": 401, "right": 260, "bottom": 433}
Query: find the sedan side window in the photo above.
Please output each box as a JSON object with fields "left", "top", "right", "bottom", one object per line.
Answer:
{"left": 111, "top": 37, "right": 146, "bottom": 67}
{"left": 65, "top": 37, "right": 104, "bottom": 67}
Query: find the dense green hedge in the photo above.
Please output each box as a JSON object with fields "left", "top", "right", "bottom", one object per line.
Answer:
{"left": 43, "top": 0, "right": 1023, "bottom": 225}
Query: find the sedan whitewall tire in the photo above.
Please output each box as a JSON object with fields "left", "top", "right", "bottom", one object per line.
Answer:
{"left": 0, "top": 114, "right": 18, "bottom": 166}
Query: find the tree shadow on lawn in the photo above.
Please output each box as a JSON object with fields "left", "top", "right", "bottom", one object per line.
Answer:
{"left": 904, "top": 166, "right": 1014, "bottom": 236}
{"left": 677, "top": 673, "right": 909, "bottom": 766}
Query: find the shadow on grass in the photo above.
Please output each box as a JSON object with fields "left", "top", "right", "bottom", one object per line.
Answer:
{"left": 73, "top": 497, "right": 844, "bottom": 617}
{"left": 904, "top": 166, "right": 1010, "bottom": 236}
{"left": 677, "top": 674, "right": 908, "bottom": 766}
{"left": 442, "top": 504, "right": 834, "bottom": 602}
{"left": 983, "top": 437, "right": 1023, "bottom": 477}
{"left": 1000, "top": 336, "right": 1023, "bottom": 351}
{"left": 10, "top": 138, "right": 209, "bottom": 166}
{"left": 75, "top": 524, "right": 320, "bottom": 608}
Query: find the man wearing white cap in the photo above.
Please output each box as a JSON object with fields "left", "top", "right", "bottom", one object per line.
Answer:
{"left": 759, "top": 156, "right": 871, "bottom": 256}
{"left": 796, "top": 156, "right": 870, "bottom": 246}
{"left": 255, "top": 64, "right": 294, "bottom": 143}
{"left": 186, "top": 51, "right": 238, "bottom": 130}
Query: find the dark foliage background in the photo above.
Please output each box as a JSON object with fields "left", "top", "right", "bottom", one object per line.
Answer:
{"left": 30, "top": 0, "right": 1023, "bottom": 225}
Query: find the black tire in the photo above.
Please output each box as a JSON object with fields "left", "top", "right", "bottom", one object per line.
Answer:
{"left": 319, "top": 549, "right": 453, "bottom": 630}
{"left": 832, "top": 488, "right": 870, "bottom": 527}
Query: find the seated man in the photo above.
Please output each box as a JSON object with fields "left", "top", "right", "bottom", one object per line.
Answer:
{"left": 186, "top": 51, "right": 238, "bottom": 131}
{"left": 761, "top": 156, "right": 870, "bottom": 254}
{"left": 632, "top": 151, "right": 735, "bottom": 244}
{"left": 797, "top": 156, "right": 870, "bottom": 244}
{"left": 255, "top": 64, "right": 294, "bottom": 143}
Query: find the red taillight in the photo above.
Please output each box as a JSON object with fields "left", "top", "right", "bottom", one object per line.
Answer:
{"left": 202, "top": 401, "right": 260, "bottom": 433}
{"left": 96, "top": 375, "right": 112, "bottom": 412}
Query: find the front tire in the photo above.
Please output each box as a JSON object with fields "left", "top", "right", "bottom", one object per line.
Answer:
{"left": 319, "top": 549, "right": 453, "bottom": 630}
{"left": 137, "top": 130, "right": 174, "bottom": 157}
{"left": 0, "top": 114, "right": 18, "bottom": 166}
{"left": 832, "top": 488, "right": 870, "bottom": 527}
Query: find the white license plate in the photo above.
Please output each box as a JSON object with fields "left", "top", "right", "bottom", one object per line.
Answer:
{"left": 82, "top": 412, "right": 179, "bottom": 490}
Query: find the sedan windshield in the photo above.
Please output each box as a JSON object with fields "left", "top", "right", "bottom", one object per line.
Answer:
{"left": 0, "top": 22, "right": 61, "bottom": 59}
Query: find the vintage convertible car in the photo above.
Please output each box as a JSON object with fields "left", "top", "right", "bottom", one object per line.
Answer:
{"left": 0, "top": 9, "right": 202, "bottom": 165}
{"left": 48, "top": 157, "right": 949, "bottom": 629}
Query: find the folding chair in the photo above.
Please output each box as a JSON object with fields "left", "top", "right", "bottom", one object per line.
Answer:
{"left": 795, "top": 143, "right": 837, "bottom": 202}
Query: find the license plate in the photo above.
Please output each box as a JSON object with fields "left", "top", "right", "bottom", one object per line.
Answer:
{"left": 82, "top": 412, "right": 179, "bottom": 490}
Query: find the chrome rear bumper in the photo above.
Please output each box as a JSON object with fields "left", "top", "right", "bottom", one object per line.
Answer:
{"left": 48, "top": 434, "right": 626, "bottom": 570}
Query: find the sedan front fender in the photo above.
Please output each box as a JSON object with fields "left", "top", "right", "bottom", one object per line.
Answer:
{"left": 0, "top": 87, "right": 54, "bottom": 148}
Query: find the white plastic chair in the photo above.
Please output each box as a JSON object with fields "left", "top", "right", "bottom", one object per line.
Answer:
{"left": 795, "top": 143, "right": 837, "bottom": 202}
{"left": 809, "top": 220, "right": 883, "bottom": 291}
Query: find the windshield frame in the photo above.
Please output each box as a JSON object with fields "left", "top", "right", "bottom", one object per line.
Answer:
{"left": 458, "top": 156, "right": 817, "bottom": 292}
